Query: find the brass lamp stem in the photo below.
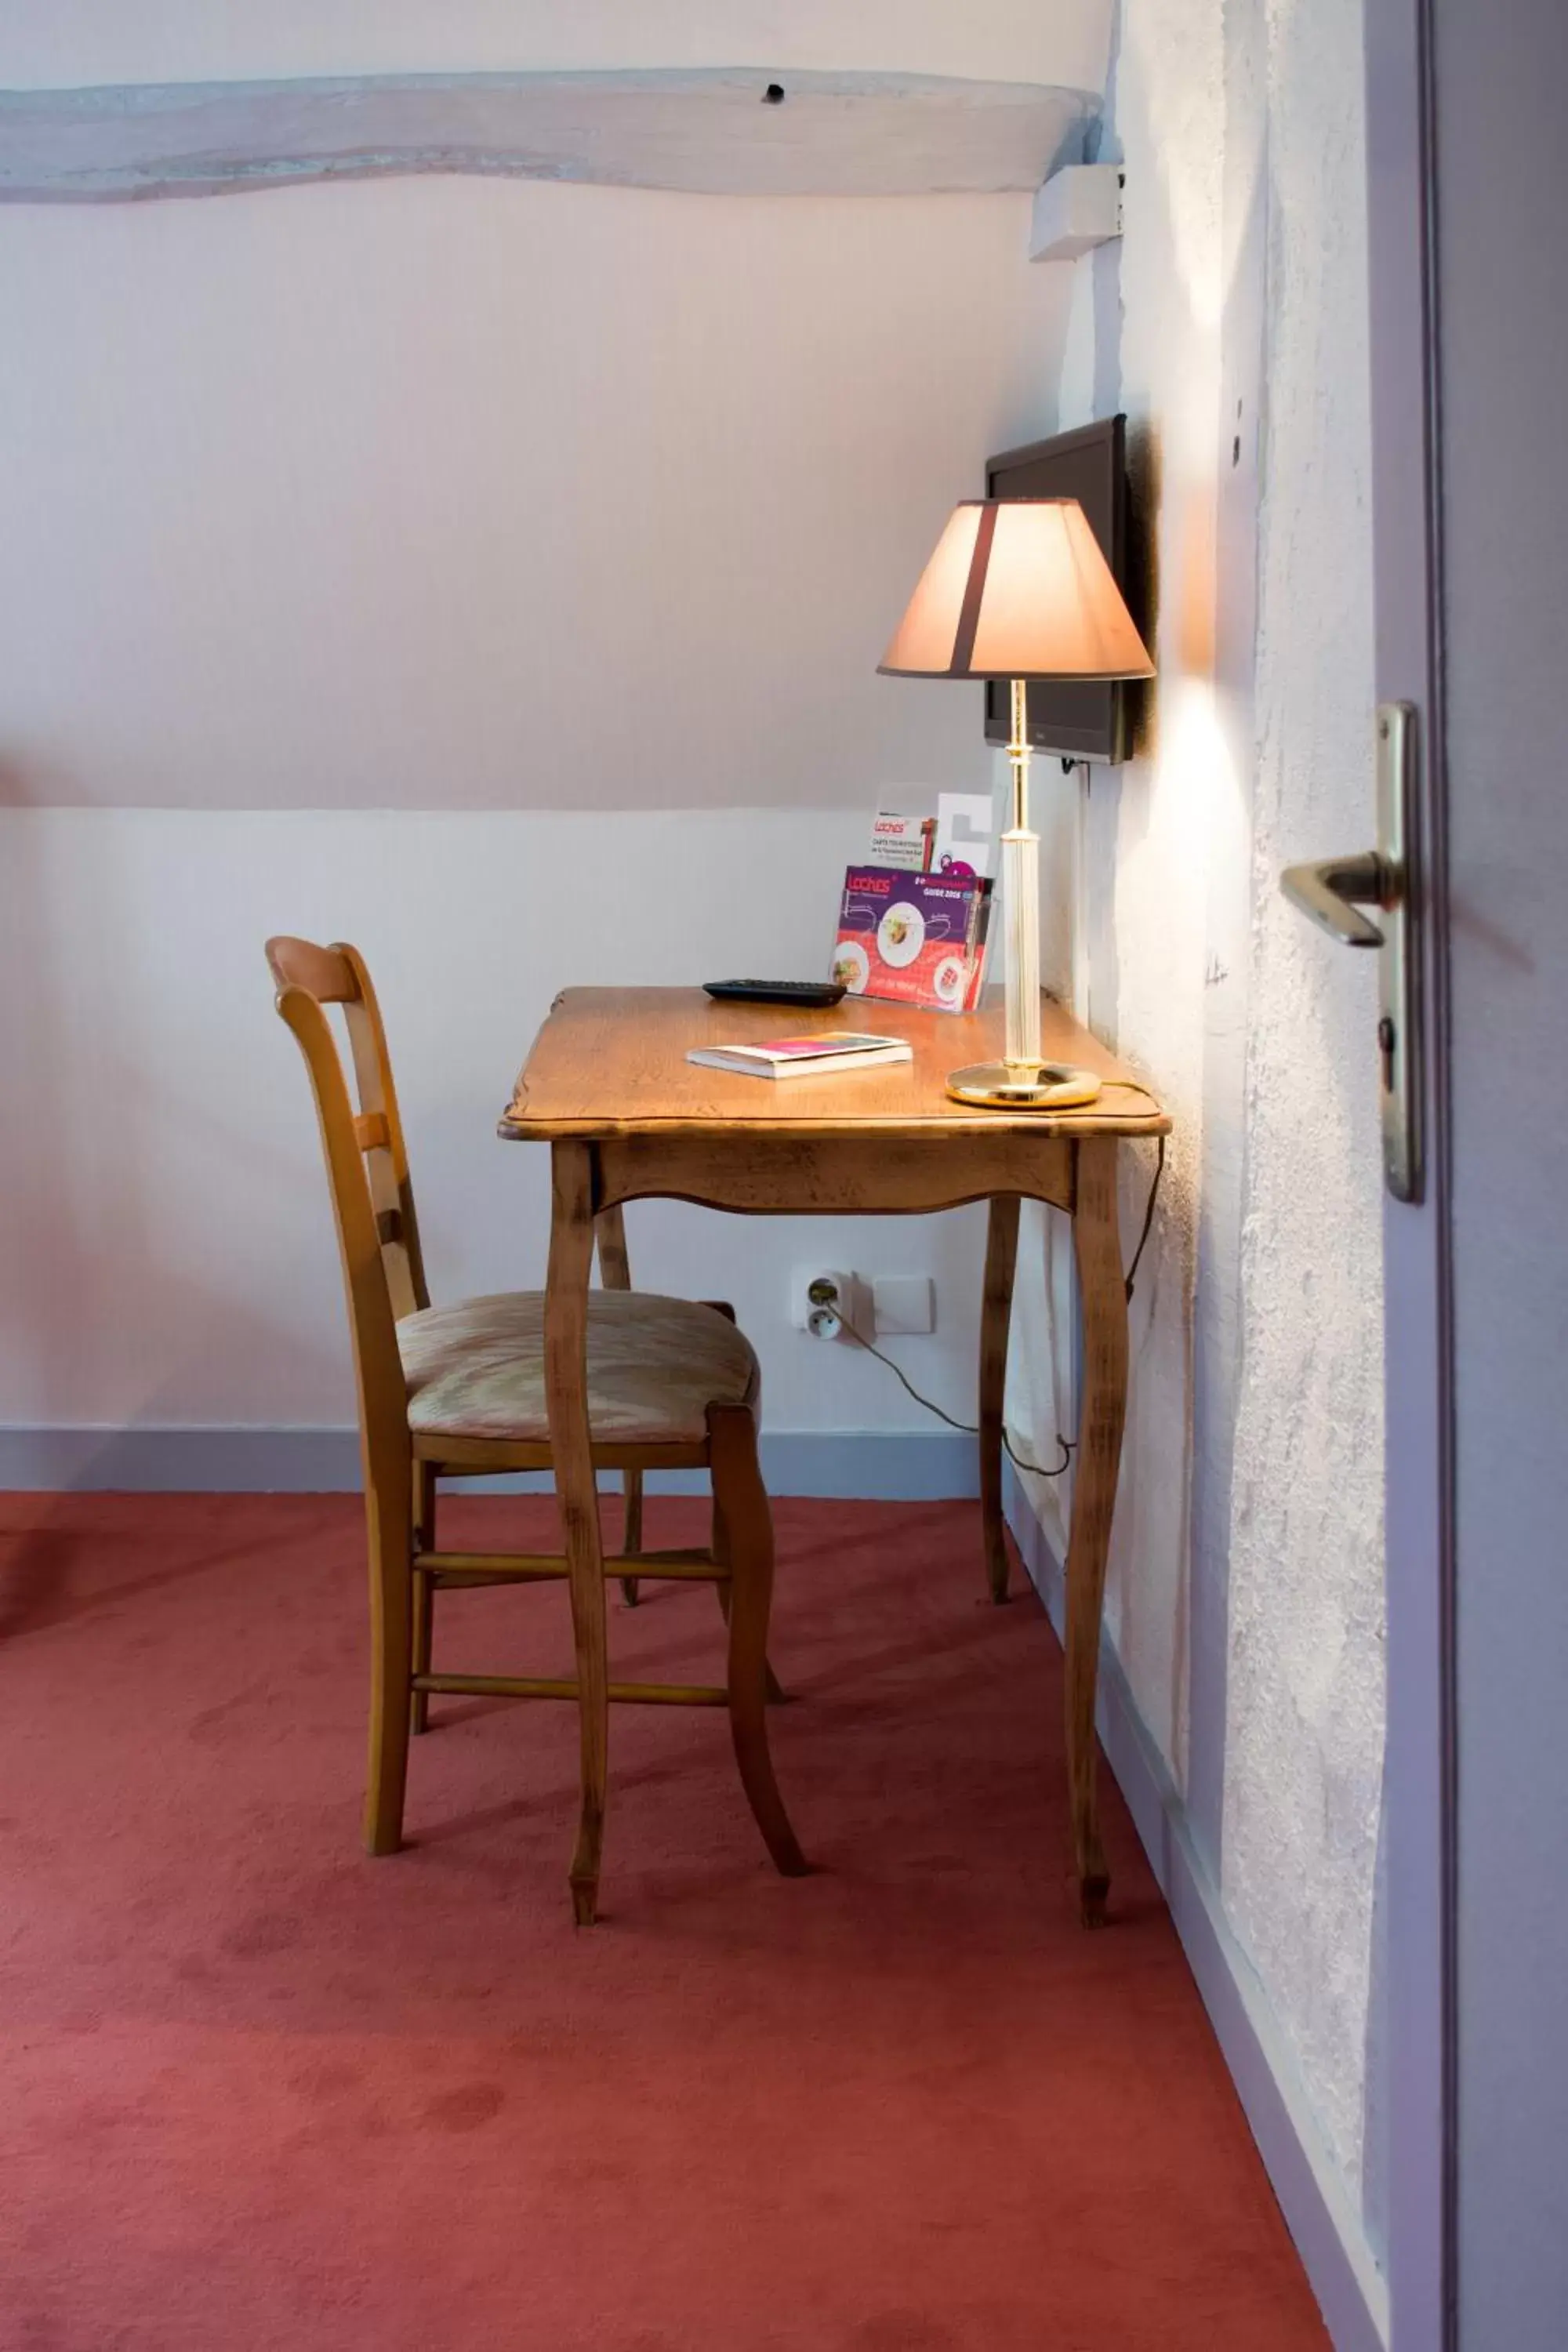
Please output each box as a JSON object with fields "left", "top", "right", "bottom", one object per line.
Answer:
{"left": 941, "top": 673, "right": 1098, "bottom": 1108}
{"left": 1001, "top": 677, "right": 1041, "bottom": 1069}
{"left": 1008, "top": 674, "right": 1030, "bottom": 836}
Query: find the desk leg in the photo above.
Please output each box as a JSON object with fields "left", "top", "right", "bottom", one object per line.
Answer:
{"left": 979, "top": 1196, "right": 1021, "bottom": 1604}
{"left": 1065, "top": 1138, "right": 1128, "bottom": 1928}
{"left": 547, "top": 1141, "right": 609, "bottom": 1927}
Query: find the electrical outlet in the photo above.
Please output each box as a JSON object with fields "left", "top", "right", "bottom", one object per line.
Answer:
{"left": 791, "top": 1267, "right": 859, "bottom": 1340}
{"left": 793, "top": 1270, "right": 932, "bottom": 1340}
{"left": 871, "top": 1276, "right": 935, "bottom": 1336}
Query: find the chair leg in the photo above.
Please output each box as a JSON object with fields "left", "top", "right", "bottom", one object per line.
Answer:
{"left": 408, "top": 1569, "right": 434, "bottom": 1735}
{"left": 712, "top": 1484, "right": 788, "bottom": 1704}
{"left": 363, "top": 1475, "right": 414, "bottom": 1857}
{"left": 980, "top": 1196, "right": 1021, "bottom": 1604}
{"left": 550, "top": 1142, "right": 609, "bottom": 1927}
{"left": 410, "top": 1463, "right": 436, "bottom": 1735}
{"left": 621, "top": 1468, "right": 643, "bottom": 1609}
{"left": 707, "top": 1404, "right": 809, "bottom": 1878}
{"left": 595, "top": 1205, "right": 644, "bottom": 1611}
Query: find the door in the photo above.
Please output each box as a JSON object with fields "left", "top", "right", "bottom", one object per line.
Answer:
{"left": 1422, "top": 2, "right": 1568, "bottom": 2343}
{"left": 1272, "top": 3, "right": 1463, "bottom": 2341}
{"left": 1301, "top": 3, "right": 1568, "bottom": 2343}
{"left": 1285, "top": 0, "right": 1454, "bottom": 2328}
{"left": 1361, "top": 5, "right": 1455, "bottom": 2344}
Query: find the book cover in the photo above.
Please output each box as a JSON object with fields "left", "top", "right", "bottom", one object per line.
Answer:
{"left": 687, "top": 1033, "right": 912, "bottom": 1080}
{"left": 830, "top": 866, "right": 993, "bottom": 1014}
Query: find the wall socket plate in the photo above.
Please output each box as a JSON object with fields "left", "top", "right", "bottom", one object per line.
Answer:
{"left": 792, "top": 1269, "right": 935, "bottom": 1338}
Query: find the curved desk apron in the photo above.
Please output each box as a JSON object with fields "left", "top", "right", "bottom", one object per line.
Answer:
{"left": 499, "top": 985, "right": 1170, "bottom": 1927}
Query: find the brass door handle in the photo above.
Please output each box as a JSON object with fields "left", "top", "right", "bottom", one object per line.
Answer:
{"left": 1279, "top": 851, "right": 1392, "bottom": 946}
{"left": 1277, "top": 705, "right": 1422, "bottom": 1203}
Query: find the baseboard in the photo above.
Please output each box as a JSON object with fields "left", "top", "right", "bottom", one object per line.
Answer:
{"left": 1004, "top": 1462, "right": 1390, "bottom": 2352}
{"left": 0, "top": 1424, "right": 977, "bottom": 1501}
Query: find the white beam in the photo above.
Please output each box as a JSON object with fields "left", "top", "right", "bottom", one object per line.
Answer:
{"left": 0, "top": 70, "right": 1097, "bottom": 204}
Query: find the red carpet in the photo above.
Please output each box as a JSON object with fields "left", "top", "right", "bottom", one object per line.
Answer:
{"left": 0, "top": 1494, "right": 1326, "bottom": 2350}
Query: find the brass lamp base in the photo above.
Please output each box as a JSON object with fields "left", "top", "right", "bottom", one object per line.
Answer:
{"left": 945, "top": 1059, "right": 1104, "bottom": 1111}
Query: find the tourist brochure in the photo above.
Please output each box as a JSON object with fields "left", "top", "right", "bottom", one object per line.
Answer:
{"left": 871, "top": 790, "right": 1000, "bottom": 880}
{"left": 687, "top": 1033, "right": 913, "bottom": 1080}
{"left": 834, "top": 788, "right": 1000, "bottom": 1014}
{"left": 832, "top": 863, "right": 993, "bottom": 1014}
{"left": 868, "top": 810, "right": 936, "bottom": 871}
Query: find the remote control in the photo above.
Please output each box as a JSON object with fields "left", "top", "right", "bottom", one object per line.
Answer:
{"left": 703, "top": 979, "right": 848, "bottom": 1009}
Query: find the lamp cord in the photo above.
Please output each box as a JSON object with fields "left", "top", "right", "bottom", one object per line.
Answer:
{"left": 833, "top": 1124, "right": 1167, "bottom": 1480}
{"left": 1123, "top": 1132, "right": 1167, "bottom": 1303}
{"left": 835, "top": 1312, "right": 1075, "bottom": 1480}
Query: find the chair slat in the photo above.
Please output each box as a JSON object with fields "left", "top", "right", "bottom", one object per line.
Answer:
{"left": 267, "top": 935, "right": 358, "bottom": 1003}
{"left": 415, "top": 1673, "right": 729, "bottom": 1708}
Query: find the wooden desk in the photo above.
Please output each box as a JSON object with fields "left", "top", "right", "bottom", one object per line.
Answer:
{"left": 499, "top": 986, "right": 1169, "bottom": 1924}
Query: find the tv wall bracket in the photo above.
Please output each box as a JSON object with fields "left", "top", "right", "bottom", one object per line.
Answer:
{"left": 1280, "top": 702, "right": 1424, "bottom": 1203}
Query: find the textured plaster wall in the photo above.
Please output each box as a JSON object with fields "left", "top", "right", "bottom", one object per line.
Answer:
{"left": 1221, "top": 0, "right": 1385, "bottom": 2238}
{"left": 1010, "top": 0, "right": 1386, "bottom": 2263}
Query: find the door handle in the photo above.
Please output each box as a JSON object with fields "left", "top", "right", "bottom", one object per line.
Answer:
{"left": 1278, "top": 703, "right": 1423, "bottom": 1203}
{"left": 1279, "top": 851, "right": 1389, "bottom": 947}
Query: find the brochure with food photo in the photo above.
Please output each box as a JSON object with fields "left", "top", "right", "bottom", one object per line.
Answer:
{"left": 831, "top": 866, "right": 993, "bottom": 1014}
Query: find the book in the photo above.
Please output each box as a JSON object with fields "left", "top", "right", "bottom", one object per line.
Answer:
{"left": 830, "top": 865, "right": 993, "bottom": 1014}
{"left": 687, "top": 1033, "right": 913, "bottom": 1080}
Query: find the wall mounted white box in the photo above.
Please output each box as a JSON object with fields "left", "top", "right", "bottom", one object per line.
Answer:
{"left": 1028, "top": 162, "right": 1123, "bottom": 263}
{"left": 872, "top": 1276, "right": 936, "bottom": 1337}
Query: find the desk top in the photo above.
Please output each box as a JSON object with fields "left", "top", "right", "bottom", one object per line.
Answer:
{"left": 500, "top": 988, "right": 1168, "bottom": 1142}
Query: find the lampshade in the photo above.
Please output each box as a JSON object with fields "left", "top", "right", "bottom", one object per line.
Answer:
{"left": 877, "top": 498, "right": 1153, "bottom": 682}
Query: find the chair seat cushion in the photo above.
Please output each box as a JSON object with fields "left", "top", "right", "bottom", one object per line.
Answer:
{"left": 397, "top": 1290, "right": 757, "bottom": 1447}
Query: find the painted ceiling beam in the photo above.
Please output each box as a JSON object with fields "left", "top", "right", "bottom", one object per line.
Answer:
{"left": 0, "top": 69, "right": 1096, "bottom": 204}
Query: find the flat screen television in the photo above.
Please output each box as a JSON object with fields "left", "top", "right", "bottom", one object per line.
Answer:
{"left": 983, "top": 415, "right": 1138, "bottom": 764}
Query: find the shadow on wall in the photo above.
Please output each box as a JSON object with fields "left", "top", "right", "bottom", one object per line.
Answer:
{"left": 1180, "top": 61, "right": 1269, "bottom": 1907}
{"left": 1071, "top": 0, "right": 1203, "bottom": 1805}
{"left": 1360, "top": 1766, "right": 1390, "bottom": 2265}
{"left": 0, "top": 759, "right": 107, "bottom": 1442}
{"left": 1062, "top": 0, "right": 1318, "bottom": 1936}
{"left": 0, "top": 762, "right": 345, "bottom": 1508}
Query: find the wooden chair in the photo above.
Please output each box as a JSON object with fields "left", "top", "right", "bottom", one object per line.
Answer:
{"left": 266, "top": 935, "right": 807, "bottom": 1922}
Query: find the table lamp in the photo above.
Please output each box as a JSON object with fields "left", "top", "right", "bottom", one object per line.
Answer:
{"left": 878, "top": 499, "right": 1154, "bottom": 1106}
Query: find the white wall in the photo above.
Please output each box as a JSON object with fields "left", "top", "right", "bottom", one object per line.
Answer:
{"left": 0, "top": 805, "right": 996, "bottom": 1445}
{"left": 0, "top": 8, "right": 1082, "bottom": 1463}
{"left": 1008, "top": 0, "right": 1388, "bottom": 2300}
{"left": 0, "top": 180, "right": 1067, "bottom": 814}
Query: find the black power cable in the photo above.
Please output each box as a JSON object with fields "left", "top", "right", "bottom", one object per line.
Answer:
{"left": 832, "top": 1131, "right": 1167, "bottom": 1476}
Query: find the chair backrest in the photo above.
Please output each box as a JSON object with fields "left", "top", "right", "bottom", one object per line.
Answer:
{"left": 267, "top": 936, "right": 430, "bottom": 1319}
{"left": 267, "top": 937, "right": 431, "bottom": 1474}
